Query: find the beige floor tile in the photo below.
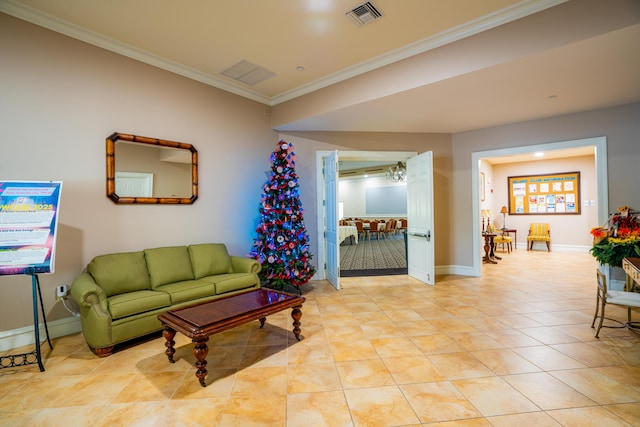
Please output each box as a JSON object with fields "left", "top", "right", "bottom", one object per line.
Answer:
{"left": 395, "top": 319, "right": 439, "bottom": 336}
{"left": 220, "top": 395, "right": 287, "bottom": 426}
{"left": 161, "top": 398, "right": 228, "bottom": 426}
{"left": 428, "top": 318, "right": 477, "bottom": 333}
{"left": 287, "top": 362, "right": 342, "bottom": 393}
{"left": 427, "top": 352, "right": 495, "bottom": 380}
{"left": 547, "top": 406, "right": 635, "bottom": 426}
{"left": 604, "top": 402, "right": 640, "bottom": 426}
{"left": 335, "top": 359, "right": 395, "bottom": 389}
{"left": 20, "top": 405, "right": 105, "bottom": 427}
{"left": 328, "top": 339, "right": 379, "bottom": 362}
{"left": 369, "top": 336, "right": 423, "bottom": 358}
{"left": 400, "top": 381, "right": 481, "bottom": 423}
{"left": 239, "top": 344, "right": 288, "bottom": 368}
{"left": 447, "top": 331, "right": 504, "bottom": 351}
{"left": 0, "top": 375, "right": 83, "bottom": 410}
{"left": 56, "top": 372, "right": 135, "bottom": 406}
{"left": 512, "top": 345, "right": 587, "bottom": 371}
{"left": 382, "top": 355, "right": 447, "bottom": 384}
{"left": 344, "top": 386, "right": 420, "bottom": 426}
{"left": 93, "top": 402, "right": 167, "bottom": 427}
{"left": 112, "top": 371, "right": 186, "bottom": 403}
{"left": 172, "top": 368, "right": 237, "bottom": 399}
{"left": 503, "top": 372, "right": 597, "bottom": 410}
{"left": 452, "top": 376, "right": 539, "bottom": 416}
{"left": 411, "top": 333, "right": 464, "bottom": 355}
{"left": 519, "top": 326, "right": 582, "bottom": 344}
{"left": 484, "top": 328, "right": 543, "bottom": 347}
{"left": 286, "top": 391, "right": 354, "bottom": 427}
{"left": 487, "top": 412, "right": 562, "bottom": 426}
{"left": 286, "top": 340, "right": 334, "bottom": 364}
{"left": 550, "top": 341, "right": 627, "bottom": 367}
{"left": 550, "top": 368, "right": 640, "bottom": 405}
{"left": 470, "top": 348, "right": 541, "bottom": 375}
{"left": 359, "top": 321, "right": 405, "bottom": 338}
{"left": 231, "top": 366, "right": 287, "bottom": 397}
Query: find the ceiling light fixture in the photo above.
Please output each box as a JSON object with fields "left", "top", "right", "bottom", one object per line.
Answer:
{"left": 386, "top": 162, "right": 406, "bottom": 182}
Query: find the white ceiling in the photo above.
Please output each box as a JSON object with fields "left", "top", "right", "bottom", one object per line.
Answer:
{"left": 2, "top": 0, "right": 639, "bottom": 133}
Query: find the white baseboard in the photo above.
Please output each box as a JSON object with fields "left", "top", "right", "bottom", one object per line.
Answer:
{"left": 436, "top": 265, "right": 476, "bottom": 277}
{"left": 0, "top": 316, "right": 82, "bottom": 352}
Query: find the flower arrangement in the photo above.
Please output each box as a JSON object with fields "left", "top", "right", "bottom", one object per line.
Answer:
{"left": 589, "top": 206, "right": 640, "bottom": 267}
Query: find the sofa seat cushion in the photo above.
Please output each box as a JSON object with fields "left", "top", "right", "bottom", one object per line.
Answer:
{"left": 209, "top": 273, "right": 258, "bottom": 295}
{"left": 155, "top": 280, "right": 216, "bottom": 304}
{"left": 108, "top": 290, "right": 171, "bottom": 320}
{"left": 88, "top": 251, "right": 151, "bottom": 297}
{"left": 144, "top": 246, "right": 195, "bottom": 289}
{"left": 188, "top": 243, "right": 232, "bottom": 279}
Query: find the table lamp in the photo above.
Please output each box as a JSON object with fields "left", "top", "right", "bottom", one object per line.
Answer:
{"left": 500, "top": 206, "right": 508, "bottom": 230}
{"left": 481, "top": 209, "right": 489, "bottom": 232}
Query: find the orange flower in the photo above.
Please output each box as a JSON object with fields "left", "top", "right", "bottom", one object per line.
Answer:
{"left": 590, "top": 227, "right": 607, "bottom": 238}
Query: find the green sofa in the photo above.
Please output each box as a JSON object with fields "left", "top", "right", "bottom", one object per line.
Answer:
{"left": 70, "top": 243, "right": 261, "bottom": 356}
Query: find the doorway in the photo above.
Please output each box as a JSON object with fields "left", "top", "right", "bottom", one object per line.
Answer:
{"left": 471, "top": 136, "right": 608, "bottom": 276}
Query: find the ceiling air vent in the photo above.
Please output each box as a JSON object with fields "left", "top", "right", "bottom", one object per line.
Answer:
{"left": 346, "top": 2, "right": 383, "bottom": 27}
{"left": 221, "top": 60, "right": 275, "bottom": 86}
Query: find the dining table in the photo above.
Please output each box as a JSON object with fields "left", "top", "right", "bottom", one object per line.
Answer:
{"left": 338, "top": 225, "right": 358, "bottom": 244}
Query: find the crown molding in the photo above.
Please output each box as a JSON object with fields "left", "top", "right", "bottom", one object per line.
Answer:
{"left": 1, "top": 0, "right": 566, "bottom": 107}
{"left": 0, "top": 0, "right": 272, "bottom": 105}
{"left": 271, "top": 0, "right": 567, "bottom": 105}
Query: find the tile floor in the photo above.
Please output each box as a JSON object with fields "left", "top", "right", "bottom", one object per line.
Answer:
{"left": 1, "top": 250, "right": 639, "bottom": 426}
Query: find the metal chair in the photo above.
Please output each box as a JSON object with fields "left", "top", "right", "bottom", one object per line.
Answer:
{"left": 591, "top": 270, "right": 640, "bottom": 338}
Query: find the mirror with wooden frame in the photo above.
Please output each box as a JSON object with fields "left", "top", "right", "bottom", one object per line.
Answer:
{"left": 106, "top": 132, "right": 198, "bottom": 204}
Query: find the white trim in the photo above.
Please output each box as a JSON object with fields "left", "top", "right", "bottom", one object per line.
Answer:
{"left": 471, "top": 136, "right": 608, "bottom": 277}
{"left": 0, "top": 316, "right": 81, "bottom": 352}
{"left": 0, "top": 0, "right": 567, "bottom": 107}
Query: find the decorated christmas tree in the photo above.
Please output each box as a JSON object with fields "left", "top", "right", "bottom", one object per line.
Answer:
{"left": 249, "top": 140, "right": 315, "bottom": 290}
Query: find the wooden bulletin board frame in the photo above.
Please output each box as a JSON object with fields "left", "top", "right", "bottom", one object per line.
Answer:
{"left": 508, "top": 171, "right": 580, "bottom": 215}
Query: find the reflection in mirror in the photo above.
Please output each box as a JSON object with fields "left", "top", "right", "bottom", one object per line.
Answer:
{"left": 106, "top": 132, "right": 198, "bottom": 204}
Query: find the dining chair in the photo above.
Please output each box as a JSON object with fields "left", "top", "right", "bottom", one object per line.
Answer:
{"left": 527, "top": 223, "right": 551, "bottom": 251}
{"left": 355, "top": 221, "right": 367, "bottom": 241}
{"left": 591, "top": 269, "right": 640, "bottom": 338}
{"left": 368, "top": 221, "right": 382, "bottom": 240}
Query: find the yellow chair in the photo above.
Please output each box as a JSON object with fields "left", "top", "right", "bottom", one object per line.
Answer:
{"left": 527, "top": 223, "right": 551, "bottom": 251}
{"left": 493, "top": 233, "right": 512, "bottom": 253}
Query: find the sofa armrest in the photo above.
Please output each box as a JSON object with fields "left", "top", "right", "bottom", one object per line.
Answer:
{"left": 230, "top": 256, "right": 261, "bottom": 274}
{"left": 70, "top": 272, "right": 108, "bottom": 310}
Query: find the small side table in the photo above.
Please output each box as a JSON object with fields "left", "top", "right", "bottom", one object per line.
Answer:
{"left": 501, "top": 228, "right": 517, "bottom": 249}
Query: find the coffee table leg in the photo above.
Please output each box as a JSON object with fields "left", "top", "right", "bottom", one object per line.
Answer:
{"left": 193, "top": 337, "right": 209, "bottom": 387}
{"left": 259, "top": 317, "right": 266, "bottom": 328}
{"left": 162, "top": 326, "right": 176, "bottom": 363}
{"left": 291, "top": 305, "right": 303, "bottom": 341}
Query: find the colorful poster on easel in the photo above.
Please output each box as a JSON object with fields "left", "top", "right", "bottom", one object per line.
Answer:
{"left": 0, "top": 181, "right": 62, "bottom": 275}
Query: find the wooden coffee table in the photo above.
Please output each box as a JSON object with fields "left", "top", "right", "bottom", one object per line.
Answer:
{"left": 158, "top": 288, "right": 305, "bottom": 387}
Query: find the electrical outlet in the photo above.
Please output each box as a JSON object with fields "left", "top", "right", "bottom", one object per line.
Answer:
{"left": 56, "top": 284, "right": 68, "bottom": 299}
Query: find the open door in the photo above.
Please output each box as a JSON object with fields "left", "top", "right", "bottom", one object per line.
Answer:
{"left": 324, "top": 150, "right": 340, "bottom": 289}
{"left": 406, "top": 151, "right": 435, "bottom": 285}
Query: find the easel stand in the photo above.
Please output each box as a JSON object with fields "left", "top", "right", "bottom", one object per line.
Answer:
{"left": 0, "top": 274, "right": 52, "bottom": 372}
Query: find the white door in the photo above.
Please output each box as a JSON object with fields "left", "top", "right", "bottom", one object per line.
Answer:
{"left": 324, "top": 151, "right": 340, "bottom": 289}
{"left": 406, "top": 151, "right": 434, "bottom": 285}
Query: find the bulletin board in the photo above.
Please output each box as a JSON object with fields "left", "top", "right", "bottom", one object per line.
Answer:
{"left": 508, "top": 171, "right": 580, "bottom": 215}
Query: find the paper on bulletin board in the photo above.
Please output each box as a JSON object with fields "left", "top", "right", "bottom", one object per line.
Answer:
{"left": 0, "top": 181, "right": 62, "bottom": 276}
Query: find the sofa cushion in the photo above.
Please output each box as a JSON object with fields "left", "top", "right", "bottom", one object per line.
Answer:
{"left": 107, "top": 290, "right": 171, "bottom": 320}
{"left": 144, "top": 246, "right": 195, "bottom": 289}
{"left": 210, "top": 273, "right": 259, "bottom": 295}
{"left": 188, "top": 243, "right": 232, "bottom": 279}
{"left": 154, "top": 280, "right": 216, "bottom": 304}
{"left": 87, "top": 251, "right": 150, "bottom": 297}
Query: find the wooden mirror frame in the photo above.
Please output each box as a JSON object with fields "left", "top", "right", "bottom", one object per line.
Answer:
{"left": 106, "top": 132, "right": 198, "bottom": 204}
